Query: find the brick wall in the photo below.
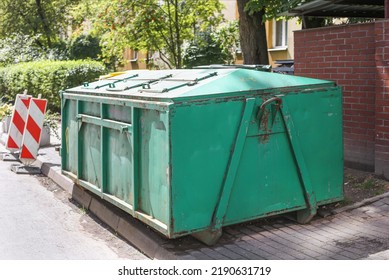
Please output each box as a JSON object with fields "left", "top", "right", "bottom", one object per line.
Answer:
{"left": 294, "top": 20, "right": 389, "bottom": 178}
{"left": 374, "top": 20, "right": 389, "bottom": 178}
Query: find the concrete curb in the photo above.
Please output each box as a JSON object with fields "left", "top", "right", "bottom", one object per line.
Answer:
{"left": 331, "top": 191, "right": 389, "bottom": 215}
{"left": 40, "top": 162, "right": 74, "bottom": 194}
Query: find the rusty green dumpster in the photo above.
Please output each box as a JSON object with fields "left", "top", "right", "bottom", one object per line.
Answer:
{"left": 61, "top": 68, "right": 343, "bottom": 245}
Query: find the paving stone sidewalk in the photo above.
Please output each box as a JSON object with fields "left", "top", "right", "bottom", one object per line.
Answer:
{"left": 164, "top": 198, "right": 389, "bottom": 260}
{"left": 36, "top": 145, "right": 389, "bottom": 260}
{"left": 2, "top": 136, "right": 389, "bottom": 260}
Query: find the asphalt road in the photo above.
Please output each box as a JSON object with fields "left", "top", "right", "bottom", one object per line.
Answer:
{"left": 0, "top": 157, "right": 147, "bottom": 260}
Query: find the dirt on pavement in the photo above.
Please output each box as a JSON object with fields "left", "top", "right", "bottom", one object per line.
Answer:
{"left": 319, "top": 167, "right": 389, "bottom": 213}
{"left": 343, "top": 168, "right": 389, "bottom": 203}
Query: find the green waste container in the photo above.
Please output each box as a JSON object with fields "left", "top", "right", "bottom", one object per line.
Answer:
{"left": 61, "top": 68, "right": 343, "bottom": 245}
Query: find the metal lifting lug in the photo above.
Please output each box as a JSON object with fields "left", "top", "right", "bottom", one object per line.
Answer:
{"left": 120, "top": 125, "right": 129, "bottom": 133}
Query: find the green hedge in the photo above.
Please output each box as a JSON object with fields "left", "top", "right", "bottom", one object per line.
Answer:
{"left": 0, "top": 60, "right": 106, "bottom": 112}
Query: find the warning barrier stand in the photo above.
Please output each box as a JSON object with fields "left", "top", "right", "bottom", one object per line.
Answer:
{"left": 19, "top": 97, "right": 48, "bottom": 165}
{"left": 1, "top": 95, "right": 48, "bottom": 174}
{"left": 6, "top": 94, "right": 31, "bottom": 152}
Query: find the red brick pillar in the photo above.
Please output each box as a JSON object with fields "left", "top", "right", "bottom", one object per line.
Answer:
{"left": 375, "top": 19, "right": 389, "bottom": 179}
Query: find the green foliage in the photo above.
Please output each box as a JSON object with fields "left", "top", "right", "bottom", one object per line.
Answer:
{"left": 91, "top": 0, "right": 225, "bottom": 69}
{"left": 183, "top": 33, "right": 227, "bottom": 68}
{"left": 0, "top": 0, "right": 82, "bottom": 48}
{"left": 0, "top": 60, "right": 106, "bottom": 112}
{"left": 0, "top": 34, "right": 67, "bottom": 67}
{"left": 0, "top": 34, "right": 43, "bottom": 66}
{"left": 213, "top": 21, "right": 240, "bottom": 64}
{"left": 44, "top": 110, "right": 61, "bottom": 139}
{"left": 183, "top": 21, "right": 239, "bottom": 68}
{"left": 68, "top": 34, "right": 102, "bottom": 60}
{"left": 0, "top": 102, "right": 13, "bottom": 121}
{"left": 69, "top": 0, "right": 100, "bottom": 33}
{"left": 244, "top": 0, "right": 297, "bottom": 20}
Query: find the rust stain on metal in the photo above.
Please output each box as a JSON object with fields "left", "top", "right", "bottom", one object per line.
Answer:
{"left": 259, "top": 108, "right": 271, "bottom": 143}
{"left": 260, "top": 108, "right": 270, "bottom": 131}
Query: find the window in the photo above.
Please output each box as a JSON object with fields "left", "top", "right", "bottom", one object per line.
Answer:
{"left": 129, "top": 49, "right": 138, "bottom": 62}
{"left": 273, "top": 19, "right": 288, "bottom": 48}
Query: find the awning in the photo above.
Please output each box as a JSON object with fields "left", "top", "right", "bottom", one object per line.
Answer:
{"left": 282, "top": 0, "right": 385, "bottom": 18}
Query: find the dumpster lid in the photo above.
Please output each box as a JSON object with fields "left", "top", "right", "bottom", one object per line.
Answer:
{"left": 66, "top": 68, "right": 336, "bottom": 101}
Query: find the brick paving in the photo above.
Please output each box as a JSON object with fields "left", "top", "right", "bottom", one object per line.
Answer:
{"left": 160, "top": 197, "right": 389, "bottom": 260}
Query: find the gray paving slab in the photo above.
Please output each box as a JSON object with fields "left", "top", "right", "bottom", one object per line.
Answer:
{"left": 0, "top": 152, "right": 146, "bottom": 260}
{"left": 199, "top": 247, "right": 230, "bottom": 260}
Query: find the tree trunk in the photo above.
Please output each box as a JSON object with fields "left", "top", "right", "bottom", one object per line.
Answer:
{"left": 174, "top": 0, "right": 182, "bottom": 69}
{"left": 166, "top": 0, "right": 178, "bottom": 68}
{"left": 237, "top": 0, "right": 269, "bottom": 65}
{"left": 35, "top": 0, "right": 52, "bottom": 47}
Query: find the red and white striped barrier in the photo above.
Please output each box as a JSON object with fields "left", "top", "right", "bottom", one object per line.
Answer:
{"left": 6, "top": 94, "right": 32, "bottom": 152}
{"left": 19, "top": 98, "right": 48, "bottom": 165}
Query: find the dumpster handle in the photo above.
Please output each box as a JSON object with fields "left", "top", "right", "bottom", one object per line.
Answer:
{"left": 257, "top": 97, "right": 282, "bottom": 128}
{"left": 259, "top": 97, "right": 282, "bottom": 110}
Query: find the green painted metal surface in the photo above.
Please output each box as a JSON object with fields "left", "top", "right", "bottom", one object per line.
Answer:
{"left": 62, "top": 69, "right": 343, "bottom": 243}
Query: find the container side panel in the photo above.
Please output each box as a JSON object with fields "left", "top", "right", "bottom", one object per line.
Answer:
{"left": 106, "top": 104, "right": 132, "bottom": 123}
{"left": 80, "top": 101, "right": 100, "bottom": 117}
{"left": 69, "top": 121, "right": 78, "bottom": 175}
{"left": 62, "top": 99, "right": 78, "bottom": 175}
{"left": 171, "top": 101, "right": 244, "bottom": 233}
{"left": 139, "top": 110, "right": 169, "bottom": 225}
{"left": 80, "top": 123, "right": 102, "bottom": 189}
{"left": 225, "top": 133, "right": 305, "bottom": 223}
{"left": 283, "top": 89, "right": 344, "bottom": 202}
{"left": 106, "top": 128, "right": 133, "bottom": 204}
{"left": 226, "top": 88, "right": 343, "bottom": 223}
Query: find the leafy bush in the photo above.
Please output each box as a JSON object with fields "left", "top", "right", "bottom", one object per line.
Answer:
{"left": 0, "top": 34, "right": 68, "bottom": 67}
{"left": 0, "top": 102, "right": 13, "bottom": 121}
{"left": 213, "top": 21, "right": 240, "bottom": 65}
{"left": 183, "top": 34, "right": 228, "bottom": 68}
{"left": 183, "top": 21, "right": 240, "bottom": 68}
{"left": 0, "top": 60, "right": 106, "bottom": 112}
{"left": 68, "top": 34, "right": 102, "bottom": 60}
